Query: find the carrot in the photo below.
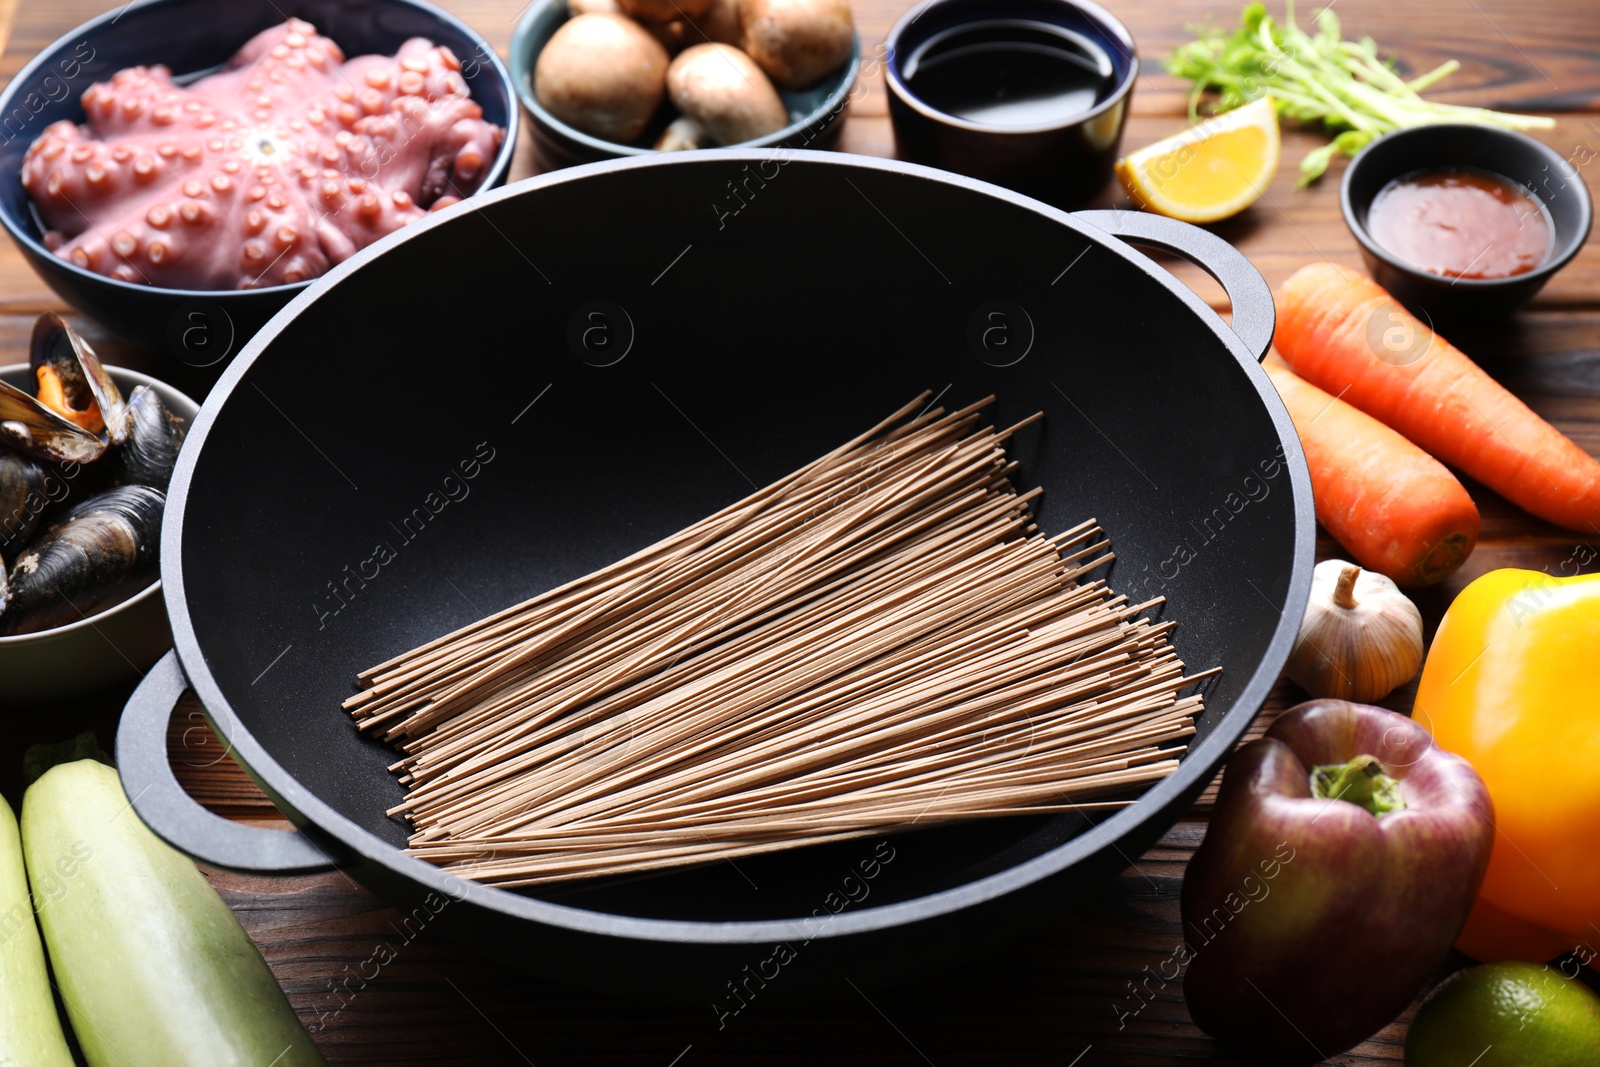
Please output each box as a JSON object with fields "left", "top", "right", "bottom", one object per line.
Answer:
{"left": 1274, "top": 263, "right": 1600, "bottom": 534}
{"left": 1266, "top": 358, "right": 1479, "bottom": 586}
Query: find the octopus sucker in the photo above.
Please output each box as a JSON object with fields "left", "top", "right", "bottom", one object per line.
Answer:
{"left": 21, "top": 19, "right": 501, "bottom": 291}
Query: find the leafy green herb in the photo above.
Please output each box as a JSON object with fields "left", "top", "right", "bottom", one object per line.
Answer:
{"left": 1167, "top": 2, "right": 1555, "bottom": 185}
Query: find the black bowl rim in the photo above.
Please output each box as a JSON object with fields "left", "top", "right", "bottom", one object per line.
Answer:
{"left": 161, "top": 148, "right": 1315, "bottom": 945}
{"left": 1339, "top": 123, "right": 1594, "bottom": 291}
{"left": 508, "top": 0, "right": 863, "bottom": 159}
{"left": 883, "top": 0, "right": 1139, "bottom": 137}
{"left": 0, "top": 0, "right": 521, "bottom": 302}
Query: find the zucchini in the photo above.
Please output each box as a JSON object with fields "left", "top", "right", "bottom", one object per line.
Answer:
{"left": 21, "top": 759, "right": 325, "bottom": 1067}
{"left": 0, "top": 791, "right": 74, "bottom": 1067}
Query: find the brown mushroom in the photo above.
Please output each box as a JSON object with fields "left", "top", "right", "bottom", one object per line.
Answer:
{"left": 535, "top": 13, "right": 671, "bottom": 143}
{"left": 646, "top": 0, "right": 742, "bottom": 54}
{"left": 695, "top": 0, "right": 744, "bottom": 44}
{"left": 646, "top": 19, "right": 691, "bottom": 53}
{"left": 738, "top": 0, "right": 854, "bottom": 90}
{"left": 616, "top": 0, "right": 712, "bottom": 24}
{"left": 654, "top": 115, "right": 708, "bottom": 151}
{"left": 666, "top": 43, "right": 789, "bottom": 146}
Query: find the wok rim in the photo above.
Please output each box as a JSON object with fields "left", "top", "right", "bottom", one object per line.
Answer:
{"left": 160, "top": 149, "right": 1315, "bottom": 945}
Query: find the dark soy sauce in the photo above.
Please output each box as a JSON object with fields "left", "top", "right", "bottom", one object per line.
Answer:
{"left": 903, "top": 19, "right": 1117, "bottom": 129}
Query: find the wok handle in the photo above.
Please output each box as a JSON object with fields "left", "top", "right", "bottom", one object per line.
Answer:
{"left": 115, "top": 651, "right": 341, "bottom": 874}
{"left": 1070, "top": 210, "right": 1276, "bottom": 362}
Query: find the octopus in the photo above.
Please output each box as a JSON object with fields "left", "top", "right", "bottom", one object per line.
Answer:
{"left": 20, "top": 19, "right": 505, "bottom": 290}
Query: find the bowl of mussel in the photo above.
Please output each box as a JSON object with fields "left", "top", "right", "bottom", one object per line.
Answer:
{"left": 0, "top": 314, "right": 196, "bottom": 704}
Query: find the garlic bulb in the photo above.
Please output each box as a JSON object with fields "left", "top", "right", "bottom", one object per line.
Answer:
{"left": 1285, "top": 559, "right": 1424, "bottom": 702}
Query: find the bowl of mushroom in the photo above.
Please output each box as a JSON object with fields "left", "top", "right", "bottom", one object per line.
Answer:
{"left": 511, "top": 0, "right": 860, "bottom": 166}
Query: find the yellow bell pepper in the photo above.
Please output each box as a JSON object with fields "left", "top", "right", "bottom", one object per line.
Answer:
{"left": 1415, "top": 569, "right": 1600, "bottom": 963}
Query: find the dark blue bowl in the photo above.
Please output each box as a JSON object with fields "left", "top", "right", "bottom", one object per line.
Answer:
{"left": 0, "top": 0, "right": 518, "bottom": 362}
{"left": 510, "top": 0, "right": 860, "bottom": 169}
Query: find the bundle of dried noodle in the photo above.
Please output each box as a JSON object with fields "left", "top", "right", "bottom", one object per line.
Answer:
{"left": 347, "top": 393, "right": 1209, "bottom": 886}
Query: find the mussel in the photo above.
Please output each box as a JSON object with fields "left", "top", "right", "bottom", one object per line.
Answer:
{"left": 104, "top": 386, "right": 187, "bottom": 491}
{"left": 0, "top": 314, "right": 126, "bottom": 465}
{"left": 30, "top": 312, "right": 127, "bottom": 442}
{"left": 0, "top": 379, "right": 106, "bottom": 465}
{"left": 0, "top": 451, "right": 46, "bottom": 561}
{"left": 0, "top": 484, "right": 164, "bottom": 636}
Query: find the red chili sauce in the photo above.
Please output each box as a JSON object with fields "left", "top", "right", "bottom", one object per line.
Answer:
{"left": 1365, "top": 167, "right": 1552, "bottom": 280}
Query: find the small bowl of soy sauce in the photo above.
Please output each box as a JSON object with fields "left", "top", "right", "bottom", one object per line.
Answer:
{"left": 1342, "top": 125, "right": 1592, "bottom": 320}
{"left": 885, "top": 0, "right": 1137, "bottom": 209}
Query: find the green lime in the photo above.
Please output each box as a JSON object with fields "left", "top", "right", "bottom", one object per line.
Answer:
{"left": 1406, "top": 961, "right": 1600, "bottom": 1067}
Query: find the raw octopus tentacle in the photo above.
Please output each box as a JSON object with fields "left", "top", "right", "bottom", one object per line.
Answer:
{"left": 20, "top": 19, "right": 504, "bottom": 290}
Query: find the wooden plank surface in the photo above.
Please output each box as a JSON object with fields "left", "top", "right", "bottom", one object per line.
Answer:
{"left": 2, "top": 0, "right": 1598, "bottom": 1063}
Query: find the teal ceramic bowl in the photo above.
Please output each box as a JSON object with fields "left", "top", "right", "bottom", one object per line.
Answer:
{"left": 510, "top": 0, "right": 861, "bottom": 168}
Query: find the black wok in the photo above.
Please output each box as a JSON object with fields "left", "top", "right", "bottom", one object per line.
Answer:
{"left": 116, "top": 150, "right": 1314, "bottom": 999}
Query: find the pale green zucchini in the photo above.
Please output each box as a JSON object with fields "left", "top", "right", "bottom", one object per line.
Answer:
{"left": 0, "top": 790, "right": 75, "bottom": 1067}
{"left": 21, "top": 759, "right": 325, "bottom": 1067}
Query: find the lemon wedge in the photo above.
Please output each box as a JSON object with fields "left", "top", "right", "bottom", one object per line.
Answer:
{"left": 1115, "top": 99, "right": 1281, "bottom": 223}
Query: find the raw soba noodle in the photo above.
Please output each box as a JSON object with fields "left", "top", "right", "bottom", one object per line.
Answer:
{"left": 347, "top": 393, "right": 1211, "bottom": 886}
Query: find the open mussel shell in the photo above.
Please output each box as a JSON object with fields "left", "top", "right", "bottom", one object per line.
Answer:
{"left": 29, "top": 312, "right": 128, "bottom": 444}
{"left": 105, "top": 385, "right": 187, "bottom": 492}
{"left": 0, "top": 379, "right": 107, "bottom": 465}
{"left": 0, "top": 484, "right": 163, "bottom": 636}
{"left": 0, "top": 451, "right": 47, "bottom": 561}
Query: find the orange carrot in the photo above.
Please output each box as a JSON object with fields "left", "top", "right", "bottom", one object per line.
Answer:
{"left": 1274, "top": 263, "right": 1600, "bottom": 534}
{"left": 1266, "top": 359, "right": 1479, "bottom": 586}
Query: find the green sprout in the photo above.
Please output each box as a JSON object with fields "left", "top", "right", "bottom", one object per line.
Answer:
{"left": 1167, "top": 2, "right": 1556, "bottom": 185}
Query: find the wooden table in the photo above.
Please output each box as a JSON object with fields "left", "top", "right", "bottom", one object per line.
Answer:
{"left": 2, "top": 0, "right": 1597, "bottom": 1062}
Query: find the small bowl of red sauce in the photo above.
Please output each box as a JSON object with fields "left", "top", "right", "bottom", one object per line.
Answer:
{"left": 1342, "top": 125, "right": 1591, "bottom": 320}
